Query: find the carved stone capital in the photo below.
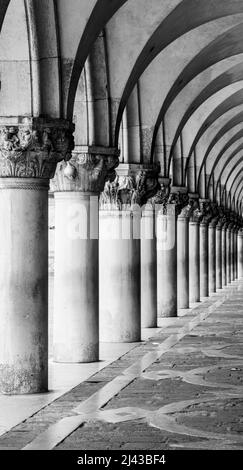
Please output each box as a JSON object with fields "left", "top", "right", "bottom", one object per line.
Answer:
{"left": 216, "top": 206, "right": 227, "bottom": 229}
{"left": 51, "top": 146, "right": 120, "bottom": 193}
{"left": 189, "top": 200, "right": 203, "bottom": 224}
{"left": 99, "top": 163, "right": 160, "bottom": 210}
{"left": 238, "top": 228, "right": 243, "bottom": 237}
{"left": 208, "top": 203, "right": 220, "bottom": 228}
{"left": 227, "top": 211, "right": 237, "bottom": 231}
{"left": 157, "top": 191, "right": 188, "bottom": 217}
{"left": 0, "top": 117, "right": 74, "bottom": 179}
{"left": 147, "top": 181, "right": 170, "bottom": 208}
{"left": 178, "top": 197, "right": 195, "bottom": 220}
{"left": 199, "top": 200, "right": 216, "bottom": 226}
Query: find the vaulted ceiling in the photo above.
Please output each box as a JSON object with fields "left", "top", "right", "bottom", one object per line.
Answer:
{"left": 1, "top": 0, "right": 243, "bottom": 213}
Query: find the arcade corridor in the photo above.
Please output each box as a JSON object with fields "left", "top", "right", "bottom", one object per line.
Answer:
{"left": 1, "top": 0, "right": 243, "bottom": 453}
{"left": 0, "top": 279, "right": 242, "bottom": 450}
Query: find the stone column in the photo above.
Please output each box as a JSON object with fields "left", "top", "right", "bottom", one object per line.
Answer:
{"left": 99, "top": 164, "right": 159, "bottom": 342}
{"left": 199, "top": 200, "right": 213, "bottom": 298}
{"left": 142, "top": 178, "right": 169, "bottom": 325}
{"left": 208, "top": 214, "right": 218, "bottom": 294}
{"left": 215, "top": 210, "right": 225, "bottom": 290}
{"left": 141, "top": 204, "right": 157, "bottom": 327}
{"left": 0, "top": 117, "right": 74, "bottom": 393}
{"left": 226, "top": 223, "right": 232, "bottom": 284}
{"left": 177, "top": 195, "right": 194, "bottom": 309}
{"left": 221, "top": 223, "right": 227, "bottom": 287}
{"left": 157, "top": 188, "right": 182, "bottom": 317}
{"left": 52, "top": 147, "right": 119, "bottom": 362}
{"left": 238, "top": 228, "right": 243, "bottom": 278}
{"left": 216, "top": 223, "right": 222, "bottom": 289}
{"left": 230, "top": 223, "right": 235, "bottom": 281}
{"left": 140, "top": 169, "right": 161, "bottom": 327}
{"left": 189, "top": 200, "right": 201, "bottom": 303}
{"left": 234, "top": 226, "right": 238, "bottom": 280}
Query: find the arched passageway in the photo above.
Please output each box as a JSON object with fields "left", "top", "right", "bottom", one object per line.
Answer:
{"left": 0, "top": 0, "right": 242, "bottom": 451}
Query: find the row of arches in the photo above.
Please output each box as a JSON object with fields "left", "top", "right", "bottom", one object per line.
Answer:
{"left": 1, "top": 0, "right": 243, "bottom": 395}
{"left": 1, "top": 2, "right": 243, "bottom": 207}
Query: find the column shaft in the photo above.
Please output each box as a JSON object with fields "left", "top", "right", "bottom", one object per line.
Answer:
{"left": 238, "top": 231, "right": 243, "bottom": 278}
{"left": 141, "top": 209, "right": 157, "bottom": 327}
{"left": 157, "top": 211, "right": 177, "bottom": 317}
{"left": 53, "top": 192, "right": 99, "bottom": 362}
{"left": 177, "top": 217, "right": 189, "bottom": 309}
{"left": 216, "top": 225, "right": 222, "bottom": 289}
{"left": 230, "top": 229, "right": 234, "bottom": 281}
{"left": 221, "top": 227, "right": 227, "bottom": 286}
{"left": 0, "top": 179, "right": 48, "bottom": 394}
{"left": 226, "top": 228, "right": 231, "bottom": 284}
{"left": 234, "top": 230, "right": 238, "bottom": 280}
{"left": 189, "top": 221, "right": 200, "bottom": 303}
{"left": 208, "top": 223, "right": 216, "bottom": 294}
{"left": 99, "top": 210, "right": 140, "bottom": 342}
{"left": 200, "top": 223, "right": 209, "bottom": 297}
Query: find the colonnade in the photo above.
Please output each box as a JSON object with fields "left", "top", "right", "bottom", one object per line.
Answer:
{"left": 0, "top": 129, "right": 243, "bottom": 394}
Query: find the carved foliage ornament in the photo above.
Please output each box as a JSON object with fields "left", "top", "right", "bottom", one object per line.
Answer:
{"left": 52, "top": 152, "right": 120, "bottom": 193}
{"left": 199, "top": 201, "right": 215, "bottom": 225}
{"left": 216, "top": 206, "right": 227, "bottom": 229}
{"left": 158, "top": 192, "right": 187, "bottom": 217}
{"left": 147, "top": 183, "right": 169, "bottom": 208}
{"left": 99, "top": 169, "right": 159, "bottom": 210}
{"left": 0, "top": 120, "right": 74, "bottom": 179}
{"left": 189, "top": 201, "right": 203, "bottom": 223}
{"left": 178, "top": 197, "right": 195, "bottom": 219}
{"left": 148, "top": 190, "right": 189, "bottom": 217}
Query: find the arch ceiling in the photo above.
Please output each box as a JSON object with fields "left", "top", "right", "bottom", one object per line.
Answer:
{"left": 1, "top": 0, "right": 243, "bottom": 214}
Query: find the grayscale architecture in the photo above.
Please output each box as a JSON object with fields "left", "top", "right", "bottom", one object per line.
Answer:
{"left": 0, "top": 0, "right": 242, "bottom": 451}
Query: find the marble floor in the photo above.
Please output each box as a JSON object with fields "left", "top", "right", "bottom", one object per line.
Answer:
{"left": 0, "top": 280, "right": 242, "bottom": 450}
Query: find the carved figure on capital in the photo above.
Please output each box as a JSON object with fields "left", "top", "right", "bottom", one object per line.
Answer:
{"left": 199, "top": 200, "right": 215, "bottom": 226}
{"left": 52, "top": 150, "right": 120, "bottom": 193}
{"left": 99, "top": 166, "right": 159, "bottom": 210}
{"left": 216, "top": 206, "right": 227, "bottom": 229}
{"left": 177, "top": 196, "right": 195, "bottom": 220}
{"left": 189, "top": 200, "right": 203, "bottom": 224}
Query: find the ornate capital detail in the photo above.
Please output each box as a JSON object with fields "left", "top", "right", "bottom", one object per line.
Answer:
{"left": 238, "top": 227, "right": 243, "bottom": 237}
{"left": 216, "top": 206, "right": 227, "bottom": 229}
{"left": 155, "top": 191, "right": 189, "bottom": 217}
{"left": 164, "top": 192, "right": 187, "bottom": 216}
{"left": 0, "top": 117, "right": 74, "bottom": 179}
{"left": 51, "top": 147, "right": 120, "bottom": 193}
{"left": 199, "top": 200, "right": 217, "bottom": 226}
{"left": 99, "top": 164, "right": 160, "bottom": 210}
{"left": 178, "top": 197, "right": 195, "bottom": 220}
{"left": 227, "top": 211, "right": 237, "bottom": 230}
{"left": 147, "top": 181, "right": 170, "bottom": 208}
{"left": 208, "top": 203, "right": 220, "bottom": 228}
{"left": 189, "top": 200, "right": 202, "bottom": 223}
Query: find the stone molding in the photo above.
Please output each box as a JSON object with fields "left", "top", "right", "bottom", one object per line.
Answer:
{"left": 0, "top": 177, "right": 49, "bottom": 191}
{"left": 0, "top": 117, "right": 74, "bottom": 180}
{"left": 99, "top": 163, "right": 160, "bottom": 210}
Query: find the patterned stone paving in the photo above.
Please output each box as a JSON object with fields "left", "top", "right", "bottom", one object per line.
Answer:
{"left": 0, "top": 281, "right": 242, "bottom": 450}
